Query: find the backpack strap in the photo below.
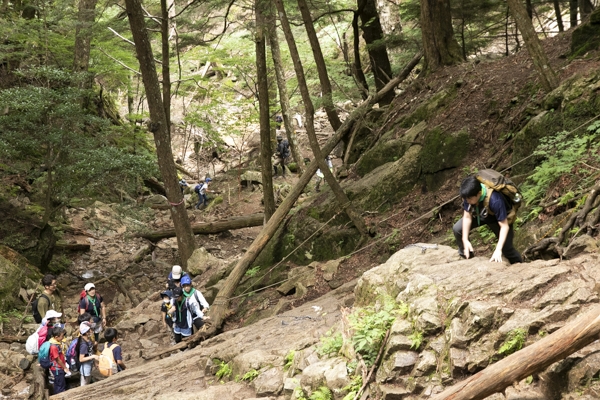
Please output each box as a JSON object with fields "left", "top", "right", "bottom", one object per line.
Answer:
{"left": 482, "top": 187, "right": 516, "bottom": 225}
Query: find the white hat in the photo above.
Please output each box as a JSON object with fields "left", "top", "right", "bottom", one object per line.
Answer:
{"left": 80, "top": 321, "right": 91, "bottom": 335}
{"left": 44, "top": 310, "right": 62, "bottom": 320}
{"left": 84, "top": 283, "right": 95, "bottom": 292}
{"left": 171, "top": 265, "right": 182, "bottom": 279}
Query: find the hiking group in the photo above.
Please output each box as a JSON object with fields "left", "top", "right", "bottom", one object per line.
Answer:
{"left": 26, "top": 266, "right": 209, "bottom": 395}
{"left": 454, "top": 169, "right": 523, "bottom": 264}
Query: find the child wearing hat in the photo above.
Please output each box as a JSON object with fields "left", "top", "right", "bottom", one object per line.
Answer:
{"left": 78, "top": 321, "right": 99, "bottom": 386}
{"left": 166, "top": 265, "right": 190, "bottom": 291}
{"left": 79, "top": 283, "right": 106, "bottom": 342}
{"left": 169, "top": 287, "right": 193, "bottom": 344}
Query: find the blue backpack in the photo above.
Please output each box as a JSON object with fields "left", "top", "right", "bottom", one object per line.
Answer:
{"left": 38, "top": 341, "right": 55, "bottom": 369}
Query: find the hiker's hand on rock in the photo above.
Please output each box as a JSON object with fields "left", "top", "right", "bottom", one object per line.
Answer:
{"left": 463, "top": 241, "right": 474, "bottom": 258}
{"left": 490, "top": 249, "right": 503, "bottom": 263}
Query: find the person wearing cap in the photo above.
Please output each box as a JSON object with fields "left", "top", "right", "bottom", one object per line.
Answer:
{"left": 180, "top": 275, "right": 210, "bottom": 331}
{"left": 194, "top": 178, "right": 212, "bottom": 210}
{"left": 78, "top": 321, "right": 98, "bottom": 386}
{"left": 166, "top": 265, "right": 190, "bottom": 291}
{"left": 38, "top": 310, "right": 63, "bottom": 348}
{"left": 178, "top": 179, "right": 189, "bottom": 194}
{"left": 160, "top": 290, "right": 174, "bottom": 331}
{"left": 78, "top": 283, "right": 106, "bottom": 342}
{"left": 169, "top": 287, "right": 193, "bottom": 343}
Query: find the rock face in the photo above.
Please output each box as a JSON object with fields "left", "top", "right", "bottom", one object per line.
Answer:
{"left": 53, "top": 245, "right": 600, "bottom": 399}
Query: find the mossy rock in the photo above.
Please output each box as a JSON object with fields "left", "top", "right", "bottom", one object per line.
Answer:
{"left": 356, "top": 121, "right": 427, "bottom": 177}
{"left": 344, "top": 108, "right": 386, "bottom": 165}
{"left": 399, "top": 88, "right": 456, "bottom": 129}
{"left": 0, "top": 247, "right": 42, "bottom": 312}
{"left": 0, "top": 201, "right": 55, "bottom": 270}
{"left": 346, "top": 145, "right": 422, "bottom": 211}
{"left": 420, "top": 127, "right": 469, "bottom": 175}
{"left": 571, "top": 7, "right": 600, "bottom": 57}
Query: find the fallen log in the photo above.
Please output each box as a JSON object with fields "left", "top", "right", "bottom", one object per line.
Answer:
{"left": 431, "top": 304, "right": 600, "bottom": 400}
{"left": 0, "top": 335, "right": 26, "bottom": 343}
{"left": 137, "top": 213, "right": 264, "bottom": 241}
{"left": 54, "top": 241, "right": 91, "bottom": 251}
{"left": 143, "top": 176, "right": 166, "bottom": 195}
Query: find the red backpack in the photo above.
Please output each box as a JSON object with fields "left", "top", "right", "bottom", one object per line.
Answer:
{"left": 77, "top": 290, "right": 101, "bottom": 315}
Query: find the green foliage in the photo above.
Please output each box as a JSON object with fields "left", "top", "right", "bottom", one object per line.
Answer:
{"left": 498, "top": 328, "right": 527, "bottom": 356}
{"left": 295, "top": 387, "right": 308, "bottom": 400}
{"left": 408, "top": 330, "right": 424, "bottom": 350}
{"left": 348, "top": 299, "right": 398, "bottom": 366}
{"left": 215, "top": 361, "right": 232, "bottom": 380}
{"left": 241, "top": 369, "right": 259, "bottom": 382}
{"left": 521, "top": 128, "right": 600, "bottom": 205}
{"left": 317, "top": 331, "right": 343, "bottom": 357}
{"left": 284, "top": 350, "right": 295, "bottom": 371}
{"left": 477, "top": 225, "right": 496, "bottom": 244}
{"left": 309, "top": 387, "right": 333, "bottom": 400}
{"left": 342, "top": 375, "right": 363, "bottom": 400}
{"left": 47, "top": 254, "right": 72, "bottom": 275}
{"left": 245, "top": 266, "right": 261, "bottom": 278}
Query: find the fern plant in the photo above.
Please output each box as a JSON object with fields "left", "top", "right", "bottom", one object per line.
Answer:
{"left": 498, "top": 328, "right": 527, "bottom": 356}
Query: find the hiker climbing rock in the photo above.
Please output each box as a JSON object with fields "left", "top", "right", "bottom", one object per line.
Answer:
{"left": 180, "top": 275, "right": 210, "bottom": 331}
{"left": 167, "top": 265, "right": 190, "bottom": 290}
{"left": 78, "top": 283, "right": 106, "bottom": 342}
{"left": 194, "top": 178, "right": 212, "bottom": 209}
{"left": 453, "top": 172, "right": 523, "bottom": 264}
{"left": 169, "top": 287, "right": 193, "bottom": 343}
{"left": 273, "top": 135, "right": 290, "bottom": 178}
{"left": 178, "top": 178, "right": 188, "bottom": 194}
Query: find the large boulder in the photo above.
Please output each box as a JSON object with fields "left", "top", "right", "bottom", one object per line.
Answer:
{"left": 188, "top": 247, "right": 225, "bottom": 276}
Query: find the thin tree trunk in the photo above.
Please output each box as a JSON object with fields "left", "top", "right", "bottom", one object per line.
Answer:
{"left": 505, "top": 6, "right": 510, "bottom": 56}
{"left": 161, "top": 0, "right": 171, "bottom": 132}
{"left": 256, "top": 0, "right": 276, "bottom": 221}
{"left": 72, "top": 0, "right": 97, "bottom": 91}
{"left": 579, "top": 0, "right": 594, "bottom": 20}
{"left": 570, "top": 0, "right": 578, "bottom": 27}
{"left": 420, "top": 0, "right": 463, "bottom": 74}
{"left": 525, "top": 0, "right": 533, "bottom": 19}
{"left": 352, "top": 11, "right": 369, "bottom": 99}
{"left": 297, "top": 0, "right": 342, "bottom": 131}
{"left": 205, "top": 56, "right": 415, "bottom": 331}
{"left": 125, "top": 0, "right": 196, "bottom": 268}
{"left": 507, "top": 0, "right": 558, "bottom": 93}
{"left": 554, "top": 0, "right": 564, "bottom": 32}
{"left": 276, "top": 0, "right": 368, "bottom": 237}
{"left": 267, "top": 13, "right": 304, "bottom": 173}
{"left": 432, "top": 304, "right": 600, "bottom": 400}
{"left": 357, "top": 0, "right": 394, "bottom": 105}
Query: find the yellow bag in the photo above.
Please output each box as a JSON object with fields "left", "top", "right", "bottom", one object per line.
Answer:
{"left": 98, "top": 343, "right": 119, "bottom": 377}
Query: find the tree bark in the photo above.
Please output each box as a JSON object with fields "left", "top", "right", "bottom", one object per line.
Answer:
{"left": 125, "top": 0, "right": 196, "bottom": 268}
{"left": 432, "top": 304, "right": 600, "bottom": 400}
{"left": 72, "top": 0, "right": 97, "bottom": 91}
{"left": 525, "top": 0, "right": 533, "bottom": 19}
{"left": 553, "top": 0, "right": 564, "bottom": 32}
{"left": 570, "top": 0, "right": 578, "bottom": 27}
{"left": 266, "top": 11, "right": 304, "bottom": 172}
{"left": 351, "top": 12, "right": 369, "bottom": 99}
{"left": 276, "top": 0, "right": 368, "bottom": 238}
{"left": 297, "top": 0, "right": 342, "bottom": 131}
{"left": 138, "top": 213, "right": 264, "bottom": 241}
{"left": 507, "top": 0, "right": 558, "bottom": 93}
{"left": 161, "top": 0, "right": 171, "bottom": 131}
{"left": 357, "top": 0, "right": 394, "bottom": 105}
{"left": 579, "top": 0, "right": 594, "bottom": 20}
{"left": 256, "top": 0, "right": 276, "bottom": 222}
{"left": 420, "top": 0, "right": 463, "bottom": 74}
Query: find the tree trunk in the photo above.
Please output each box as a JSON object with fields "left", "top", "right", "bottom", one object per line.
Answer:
{"left": 276, "top": 0, "right": 368, "bottom": 237}
{"left": 578, "top": 0, "right": 594, "bottom": 20}
{"left": 420, "top": 0, "right": 463, "bottom": 74}
{"left": 507, "top": 0, "right": 558, "bottom": 93}
{"left": 432, "top": 304, "right": 600, "bottom": 400}
{"left": 206, "top": 56, "right": 413, "bottom": 331}
{"left": 125, "top": 0, "right": 196, "bottom": 268}
{"left": 256, "top": 0, "right": 276, "bottom": 222}
{"left": 72, "top": 0, "right": 97, "bottom": 91}
{"left": 161, "top": 0, "right": 171, "bottom": 132}
{"left": 352, "top": 11, "right": 369, "bottom": 99}
{"left": 297, "top": 0, "right": 342, "bottom": 130}
{"left": 357, "top": 0, "right": 394, "bottom": 106}
{"left": 554, "top": 0, "right": 564, "bottom": 32}
{"left": 266, "top": 12, "right": 304, "bottom": 173}
{"left": 138, "top": 214, "right": 264, "bottom": 241}
{"left": 570, "top": 0, "right": 578, "bottom": 27}
{"left": 525, "top": 0, "right": 533, "bottom": 19}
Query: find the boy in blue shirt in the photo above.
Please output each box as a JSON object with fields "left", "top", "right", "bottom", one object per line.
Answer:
{"left": 453, "top": 175, "right": 522, "bottom": 264}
